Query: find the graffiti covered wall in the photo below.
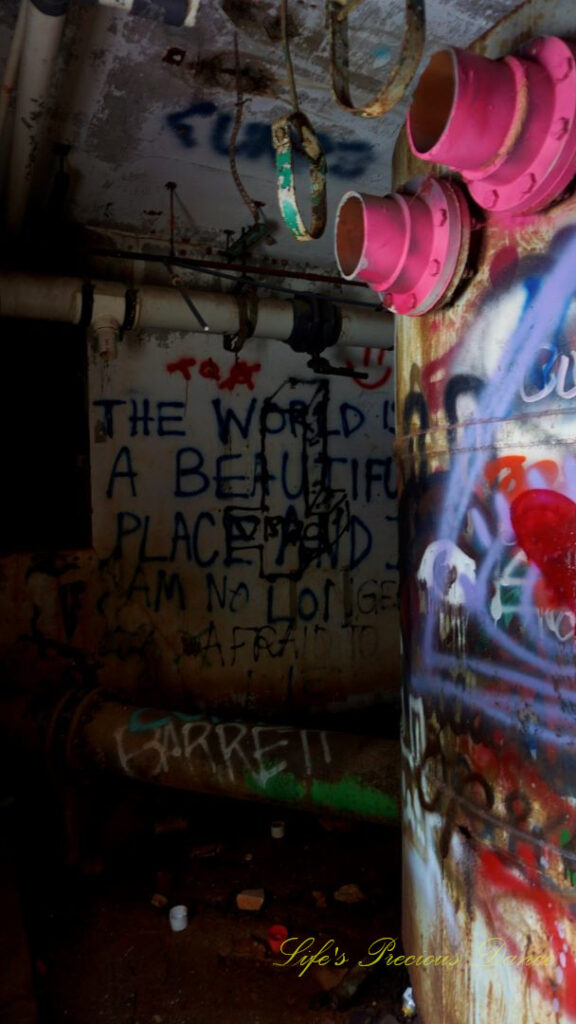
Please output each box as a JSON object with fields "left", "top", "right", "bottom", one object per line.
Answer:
{"left": 398, "top": 196, "right": 576, "bottom": 1018}
{"left": 0, "top": 329, "right": 398, "bottom": 719}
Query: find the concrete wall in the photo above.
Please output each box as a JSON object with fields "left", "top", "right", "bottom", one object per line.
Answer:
{"left": 0, "top": 325, "right": 399, "bottom": 720}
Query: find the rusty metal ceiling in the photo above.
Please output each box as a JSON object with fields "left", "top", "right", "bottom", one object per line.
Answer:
{"left": 0, "top": 0, "right": 520, "bottom": 270}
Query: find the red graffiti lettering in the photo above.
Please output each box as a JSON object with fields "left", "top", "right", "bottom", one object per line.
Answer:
{"left": 166, "top": 357, "right": 197, "bottom": 381}
{"left": 345, "top": 347, "right": 392, "bottom": 390}
{"left": 485, "top": 455, "right": 559, "bottom": 503}
{"left": 218, "top": 360, "right": 261, "bottom": 392}
{"left": 199, "top": 358, "right": 221, "bottom": 381}
{"left": 165, "top": 356, "right": 261, "bottom": 391}
{"left": 478, "top": 848, "right": 576, "bottom": 1019}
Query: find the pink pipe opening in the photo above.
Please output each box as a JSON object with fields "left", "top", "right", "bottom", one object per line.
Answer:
{"left": 407, "top": 37, "right": 576, "bottom": 216}
{"left": 335, "top": 178, "right": 470, "bottom": 317}
{"left": 408, "top": 49, "right": 522, "bottom": 175}
{"left": 335, "top": 192, "right": 410, "bottom": 287}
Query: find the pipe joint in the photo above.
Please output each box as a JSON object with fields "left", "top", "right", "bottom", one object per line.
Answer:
{"left": 92, "top": 315, "right": 120, "bottom": 361}
{"left": 286, "top": 296, "right": 342, "bottom": 353}
{"left": 335, "top": 178, "right": 470, "bottom": 316}
{"left": 407, "top": 37, "right": 576, "bottom": 216}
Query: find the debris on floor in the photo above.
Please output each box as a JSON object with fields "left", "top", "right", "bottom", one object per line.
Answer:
{"left": 12, "top": 787, "right": 405, "bottom": 1023}
{"left": 333, "top": 883, "right": 366, "bottom": 904}
{"left": 236, "top": 887, "right": 266, "bottom": 911}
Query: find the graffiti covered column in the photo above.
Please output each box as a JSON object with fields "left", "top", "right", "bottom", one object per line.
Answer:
{"left": 396, "top": 127, "right": 576, "bottom": 1024}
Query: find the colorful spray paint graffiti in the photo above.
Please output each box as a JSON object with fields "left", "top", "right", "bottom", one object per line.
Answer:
{"left": 399, "top": 227, "right": 576, "bottom": 1023}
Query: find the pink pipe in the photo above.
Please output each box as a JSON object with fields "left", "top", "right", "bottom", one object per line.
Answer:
{"left": 407, "top": 37, "right": 576, "bottom": 216}
{"left": 335, "top": 178, "right": 470, "bottom": 317}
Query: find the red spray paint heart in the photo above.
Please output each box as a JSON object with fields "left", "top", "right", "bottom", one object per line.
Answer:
{"left": 510, "top": 489, "right": 576, "bottom": 610}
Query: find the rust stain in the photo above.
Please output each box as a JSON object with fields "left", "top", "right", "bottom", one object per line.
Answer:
{"left": 191, "top": 53, "right": 277, "bottom": 96}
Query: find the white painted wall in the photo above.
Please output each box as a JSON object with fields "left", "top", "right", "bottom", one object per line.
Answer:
{"left": 89, "top": 329, "right": 399, "bottom": 713}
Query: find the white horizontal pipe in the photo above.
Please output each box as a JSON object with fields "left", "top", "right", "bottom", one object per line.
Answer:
{"left": 0, "top": 273, "right": 83, "bottom": 322}
{"left": 339, "top": 304, "right": 394, "bottom": 349}
{"left": 136, "top": 286, "right": 295, "bottom": 337}
{"left": 0, "top": 273, "right": 394, "bottom": 349}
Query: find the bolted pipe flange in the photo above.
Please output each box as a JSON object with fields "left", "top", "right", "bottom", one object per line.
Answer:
{"left": 334, "top": 177, "right": 471, "bottom": 317}
{"left": 407, "top": 36, "right": 576, "bottom": 217}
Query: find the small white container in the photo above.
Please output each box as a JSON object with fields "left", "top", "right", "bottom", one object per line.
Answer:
{"left": 169, "top": 905, "right": 188, "bottom": 932}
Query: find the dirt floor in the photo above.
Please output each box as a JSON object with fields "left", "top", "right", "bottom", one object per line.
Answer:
{"left": 3, "top": 785, "right": 410, "bottom": 1024}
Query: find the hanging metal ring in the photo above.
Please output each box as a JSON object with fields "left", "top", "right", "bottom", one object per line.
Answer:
{"left": 271, "top": 110, "right": 327, "bottom": 241}
{"left": 328, "top": 0, "right": 426, "bottom": 118}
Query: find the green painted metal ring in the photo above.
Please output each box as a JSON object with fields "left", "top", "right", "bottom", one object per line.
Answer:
{"left": 271, "top": 110, "right": 327, "bottom": 242}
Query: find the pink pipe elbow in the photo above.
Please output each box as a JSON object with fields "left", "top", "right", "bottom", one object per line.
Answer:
{"left": 335, "top": 178, "right": 470, "bottom": 317}
{"left": 407, "top": 37, "right": 576, "bottom": 216}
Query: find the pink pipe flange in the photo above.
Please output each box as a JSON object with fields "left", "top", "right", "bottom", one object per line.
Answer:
{"left": 407, "top": 37, "right": 576, "bottom": 216}
{"left": 334, "top": 177, "right": 470, "bottom": 316}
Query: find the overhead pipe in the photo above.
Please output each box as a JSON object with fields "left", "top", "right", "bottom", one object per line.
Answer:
{"left": 4, "top": 0, "right": 202, "bottom": 235}
{"left": 34, "top": 690, "right": 400, "bottom": 822}
{"left": 0, "top": 0, "right": 28, "bottom": 144}
{"left": 407, "top": 37, "right": 576, "bottom": 216}
{"left": 335, "top": 177, "right": 471, "bottom": 316}
{"left": 6, "top": 0, "right": 70, "bottom": 236}
{"left": 0, "top": 272, "right": 394, "bottom": 349}
{"left": 89, "top": 242, "right": 371, "bottom": 290}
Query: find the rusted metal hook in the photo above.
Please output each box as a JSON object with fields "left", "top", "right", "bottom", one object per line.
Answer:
{"left": 328, "top": 0, "right": 425, "bottom": 118}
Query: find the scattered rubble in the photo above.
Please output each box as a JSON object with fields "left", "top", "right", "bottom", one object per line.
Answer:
{"left": 333, "top": 883, "right": 365, "bottom": 904}
{"left": 150, "top": 893, "right": 168, "bottom": 909}
{"left": 189, "top": 842, "right": 224, "bottom": 859}
{"left": 236, "top": 887, "right": 265, "bottom": 911}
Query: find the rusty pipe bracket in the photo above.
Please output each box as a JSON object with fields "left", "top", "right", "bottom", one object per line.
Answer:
{"left": 271, "top": 111, "right": 327, "bottom": 241}
{"left": 328, "top": 0, "right": 425, "bottom": 118}
{"left": 223, "top": 286, "right": 258, "bottom": 354}
{"left": 165, "top": 260, "right": 210, "bottom": 332}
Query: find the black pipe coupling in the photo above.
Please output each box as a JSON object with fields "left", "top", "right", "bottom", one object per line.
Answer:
{"left": 31, "top": 0, "right": 70, "bottom": 14}
{"left": 286, "top": 295, "right": 342, "bottom": 356}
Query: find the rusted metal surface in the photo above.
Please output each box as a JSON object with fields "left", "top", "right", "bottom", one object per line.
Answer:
{"left": 40, "top": 691, "right": 401, "bottom": 822}
{"left": 328, "top": 0, "right": 425, "bottom": 118}
{"left": 395, "top": 4, "right": 576, "bottom": 1018}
